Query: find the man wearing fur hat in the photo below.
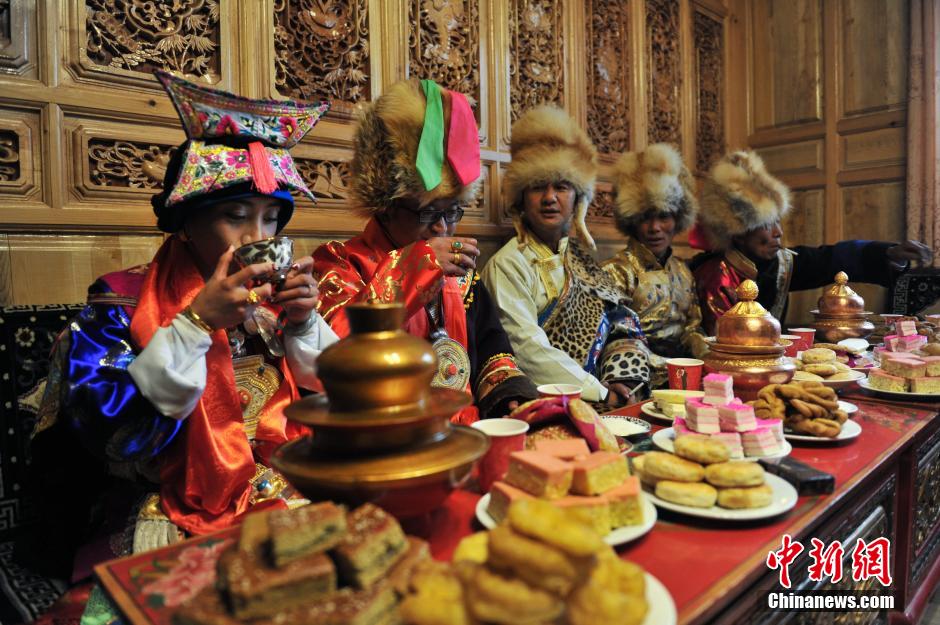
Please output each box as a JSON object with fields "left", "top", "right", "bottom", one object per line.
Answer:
{"left": 691, "top": 150, "right": 932, "bottom": 334}
{"left": 481, "top": 106, "right": 650, "bottom": 406}
{"left": 602, "top": 144, "right": 708, "bottom": 379}
{"left": 313, "top": 79, "right": 537, "bottom": 422}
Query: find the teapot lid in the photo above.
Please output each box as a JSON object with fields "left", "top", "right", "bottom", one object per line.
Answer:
{"left": 716, "top": 280, "right": 781, "bottom": 343}
{"left": 818, "top": 271, "right": 865, "bottom": 313}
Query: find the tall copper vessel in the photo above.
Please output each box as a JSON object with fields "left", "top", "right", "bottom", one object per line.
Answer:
{"left": 810, "top": 272, "right": 875, "bottom": 342}
{"left": 272, "top": 303, "right": 489, "bottom": 518}
{"left": 704, "top": 280, "right": 795, "bottom": 400}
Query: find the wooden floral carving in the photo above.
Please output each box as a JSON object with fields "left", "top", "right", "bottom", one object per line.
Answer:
{"left": 0, "top": 129, "right": 19, "bottom": 182}
{"left": 646, "top": 0, "right": 681, "bottom": 145}
{"left": 88, "top": 139, "right": 174, "bottom": 189}
{"left": 586, "top": 0, "right": 630, "bottom": 154}
{"left": 588, "top": 188, "right": 615, "bottom": 221}
{"left": 274, "top": 0, "right": 370, "bottom": 105}
{"left": 509, "top": 0, "right": 563, "bottom": 121}
{"left": 694, "top": 11, "right": 724, "bottom": 172}
{"left": 84, "top": 0, "right": 221, "bottom": 82}
{"left": 408, "top": 0, "right": 480, "bottom": 110}
{"left": 294, "top": 158, "right": 351, "bottom": 201}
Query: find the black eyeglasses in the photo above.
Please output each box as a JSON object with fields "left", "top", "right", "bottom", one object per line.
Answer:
{"left": 413, "top": 206, "right": 465, "bottom": 224}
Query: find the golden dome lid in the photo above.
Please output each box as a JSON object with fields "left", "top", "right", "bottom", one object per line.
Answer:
{"left": 817, "top": 272, "right": 865, "bottom": 314}
{"left": 716, "top": 280, "right": 781, "bottom": 346}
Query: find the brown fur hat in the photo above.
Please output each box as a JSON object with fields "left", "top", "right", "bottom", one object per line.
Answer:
{"left": 350, "top": 79, "right": 481, "bottom": 215}
{"left": 612, "top": 143, "right": 698, "bottom": 235}
{"left": 503, "top": 105, "right": 598, "bottom": 248}
{"left": 699, "top": 150, "right": 791, "bottom": 249}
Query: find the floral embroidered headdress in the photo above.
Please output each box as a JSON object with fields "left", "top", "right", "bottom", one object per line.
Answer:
{"left": 151, "top": 70, "right": 330, "bottom": 233}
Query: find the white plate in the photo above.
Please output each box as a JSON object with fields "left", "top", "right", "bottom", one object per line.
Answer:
{"left": 784, "top": 418, "right": 861, "bottom": 442}
{"left": 838, "top": 400, "right": 859, "bottom": 415}
{"left": 641, "top": 401, "right": 678, "bottom": 423}
{"left": 651, "top": 427, "right": 792, "bottom": 461}
{"left": 645, "top": 473, "right": 798, "bottom": 521}
{"left": 858, "top": 377, "right": 940, "bottom": 401}
{"left": 601, "top": 415, "right": 652, "bottom": 438}
{"left": 643, "top": 572, "right": 678, "bottom": 625}
{"left": 475, "top": 493, "right": 658, "bottom": 546}
{"left": 816, "top": 369, "right": 866, "bottom": 390}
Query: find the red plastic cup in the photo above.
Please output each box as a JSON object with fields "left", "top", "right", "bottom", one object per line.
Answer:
{"left": 471, "top": 418, "right": 529, "bottom": 493}
{"left": 665, "top": 358, "right": 704, "bottom": 390}
{"left": 789, "top": 328, "right": 816, "bottom": 352}
{"left": 780, "top": 334, "right": 801, "bottom": 358}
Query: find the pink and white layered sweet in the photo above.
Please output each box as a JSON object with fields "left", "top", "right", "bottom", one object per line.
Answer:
{"left": 702, "top": 373, "right": 735, "bottom": 406}
{"left": 710, "top": 432, "right": 745, "bottom": 459}
{"left": 718, "top": 402, "right": 757, "bottom": 432}
{"left": 886, "top": 334, "right": 928, "bottom": 352}
{"left": 756, "top": 418, "right": 785, "bottom": 445}
{"left": 684, "top": 399, "right": 721, "bottom": 434}
{"left": 741, "top": 426, "right": 782, "bottom": 456}
{"left": 895, "top": 320, "right": 917, "bottom": 337}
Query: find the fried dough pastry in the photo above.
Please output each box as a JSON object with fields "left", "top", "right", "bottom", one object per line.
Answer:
{"left": 654, "top": 480, "right": 718, "bottom": 508}
{"left": 704, "top": 461, "right": 765, "bottom": 488}
{"left": 507, "top": 499, "right": 605, "bottom": 557}
{"left": 567, "top": 579, "right": 648, "bottom": 625}
{"left": 630, "top": 455, "right": 659, "bottom": 487}
{"left": 459, "top": 562, "right": 564, "bottom": 625}
{"left": 399, "top": 561, "right": 470, "bottom": 625}
{"left": 453, "top": 531, "right": 488, "bottom": 564}
{"left": 717, "top": 484, "right": 774, "bottom": 509}
{"left": 790, "top": 417, "right": 841, "bottom": 438}
{"left": 802, "top": 348, "right": 837, "bottom": 364}
{"left": 643, "top": 451, "right": 706, "bottom": 483}
{"left": 486, "top": 524, "right": 589, "bottom": 595}
{"left": 674, "top": 435, "right": 731, "bottom": 465}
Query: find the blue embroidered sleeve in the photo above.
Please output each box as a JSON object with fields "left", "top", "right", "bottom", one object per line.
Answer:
{"left": 63, "top": 303, "right": 182, "bottom": 462}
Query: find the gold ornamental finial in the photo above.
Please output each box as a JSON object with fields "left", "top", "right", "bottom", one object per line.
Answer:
{"left": 835, "top": 271, "right": 848, "bottom": 285}
{"left": 736, "top": 279, "right": 759, "bottom": 302}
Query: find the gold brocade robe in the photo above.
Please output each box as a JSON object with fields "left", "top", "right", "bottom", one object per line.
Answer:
{"left": 602, "top": 237, "right": 709, "bottom": 362}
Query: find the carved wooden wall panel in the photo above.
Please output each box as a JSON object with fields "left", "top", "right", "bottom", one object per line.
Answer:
{"left": 750, "top": 0, "right": 823, "bottom": 130}
{"left": 79, "top": 0, "right": 223, "bottom": 84}
{"left": 646, "top": 0, "right": 682, "bottom": 146}
{"left": 585, "top": 0, "right": 631, "bottom": 155}
{"left": 273, "top": 0, "right": 370, "bottom": 113}
{"left": 0, "top": 0, "right": 35, "bottom": 77}
{"left": 841, "top": 0, "right": 909, "bottom": 117}
{"left": 693, "top": 8, "right": 723, "bottom": 172}
{"left": 0, "top": 107, "right": 40, "bottom": 201}
{"left": 842, "top": 127, "right": 906, "bottom": 170}
{"left": 508, "top": 0, "right": 564, "bottom": 122}
{"left": 407, "top": 0, "right": 480, "bottom": 111}
{"left": 756, "top": 140, "right": 824, "bottom": 176}
{"left": 782, "top": 189, "right": 824, "bottom": 324}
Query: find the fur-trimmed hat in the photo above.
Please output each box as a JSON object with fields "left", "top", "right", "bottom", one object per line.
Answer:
{"left": 612, "top": 143, "right": 698, "bottom": 236}
{"left": 504, "top": 105, "right": 598, "bottom": 249}
{"left": 350, "top": 79, "right": 481, "bottom": 215}
{"left": 699, "top": 150, "right": 791, "bottom": 250}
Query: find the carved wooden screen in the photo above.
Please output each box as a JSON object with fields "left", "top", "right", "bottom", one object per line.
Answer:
{"left": 0, "top": 0, "right": 729, "bottom": 305}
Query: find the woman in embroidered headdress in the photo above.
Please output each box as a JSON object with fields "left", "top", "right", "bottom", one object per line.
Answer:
{"left": 313, "top": 79, "right": 537, "bottom": 422}
{"left": 29, "top": 72, "right": 338, "bottom": 574}
{"left": 602, "top": 144, "right": 708, "bottom": 386}
{"left": 690, "top": 150, "right": 932, "bottom": 334}
{"left": 480, "top": 105, "right": 651, "bottom": 406}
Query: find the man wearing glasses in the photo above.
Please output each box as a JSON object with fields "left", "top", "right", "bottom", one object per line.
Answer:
{"left": 313, "top": 79, "right": 537, "bottom": 422}
{"left": 481, "top": 105, "right": 652, "bottom": 407}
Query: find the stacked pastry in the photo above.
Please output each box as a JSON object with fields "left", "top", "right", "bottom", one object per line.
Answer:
{"left": 634, "top": 442, "right": 773, "bottom": 510}
{"left": 791, "top": 347, "right": 863, "bottom": 383}
{"left": 486, "top": 438, "right": 643, "bottom": 535}
{"left": 673, "top": 373, "right": 785, "bottom": 458}
{"left": 173, "top": 502, "right": 428, "bottom": 625}
{"left": 400, "top": 499, "right": 649, "bottom": 625}
{"left": 749, "top": 381, "right": 848, "bottom": 438}
{"left": 868, "top": 320, "right": 940, "bottom": 394}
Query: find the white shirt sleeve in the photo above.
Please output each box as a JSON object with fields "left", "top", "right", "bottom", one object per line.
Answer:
{"left": 127, "top": 314, "right": 213, "bottom": 420}
{"left": 284, "top": 314, "right": 340, "bottom": 390}
{"left": 481, "top": 248, "right": 608, "bottom": 402}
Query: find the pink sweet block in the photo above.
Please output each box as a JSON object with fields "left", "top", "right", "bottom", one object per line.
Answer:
{"left": 702, "top": 373, "right": 735, "bottom": 406}
{"left": 710, "top": 431, "right": 744, "bottom": 459}
{"left": 920, "top": 356, "right": 940, "bottom": 377}
{"left": 718, "top": 402, "right": 757, "bottom": 432}
{"left": 684, "top": 399, "right": 720, "bottom": 434}
{"left": 896, "top": 320, "right": 917, "bottom": 337}
{"left": 884, "top": 335, "right": 900, "bottom": 351}
{"left": 741, "top": 426, "right": 782, "bottom": 457}
{"left": 899, "top": 335, "right": 928, "bottom": 351}
{"left": 756, "top": 418, "right": 785, "bottom": 444}
{"left": 673, "top": 416, "right": 693, "bottom": 436}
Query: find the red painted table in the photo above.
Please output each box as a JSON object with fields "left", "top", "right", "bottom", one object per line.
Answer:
{"left": 94, "top": 393, "right": 940, "bottom": 625}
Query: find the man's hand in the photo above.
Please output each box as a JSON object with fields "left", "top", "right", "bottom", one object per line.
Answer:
{"left": 428, "top": 237, "right": 480, "bottom": 277}
{"left": 603, "top": 381, "right": 637, "bottom": 407}
{"left": 887, "top": 240, "right": 933, "bottom": 269}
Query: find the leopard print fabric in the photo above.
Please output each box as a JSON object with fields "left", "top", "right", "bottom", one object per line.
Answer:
{"left": 541, "top": 240, "right": 650, "bottom": 384}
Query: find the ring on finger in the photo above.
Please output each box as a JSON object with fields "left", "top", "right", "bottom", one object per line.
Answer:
{"left": 451, "top": 240, "right": 463, "bottom": 252}
{"left": 246, "top": 289, "right": 261, "bottom": 305}
{"left": 453, "top": 252, "right": 461, "bottom": 266}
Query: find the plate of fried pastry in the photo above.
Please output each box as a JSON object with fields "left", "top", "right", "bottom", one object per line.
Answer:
{"left": 652, "top": 427, "right": 793, "bottom": 461}
{"left": 475, "top": 438, "right": 657, "bottom": 546}
{"left": 432, "top": 499, "right": 675, "bottom": 625}
{"left": 635, "top": 448, "right": 798, "bottom": 521}
{"left": 791, "top": 347, "right": 866, "bottom": 389}
{"left": 749, "top": 381, "right": 855, "bottom": 440}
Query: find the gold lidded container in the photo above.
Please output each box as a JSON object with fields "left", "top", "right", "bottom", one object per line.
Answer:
{"left": 810, "top": 272, "right": 875, "bottom": 342}
{"left": 272, "top": 302, "right": 489, "bottom": 519}
{"left": 704, "top": 280, "right": 795, "bottom": 400}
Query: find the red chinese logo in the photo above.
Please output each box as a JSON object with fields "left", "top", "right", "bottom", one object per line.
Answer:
{"left": 767, "top": 536, "right": 893, "bottom": 587}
